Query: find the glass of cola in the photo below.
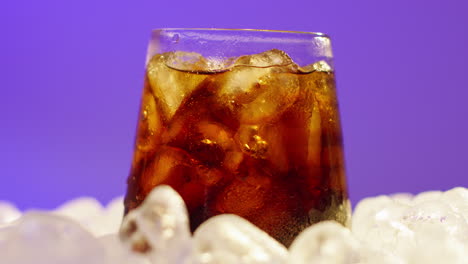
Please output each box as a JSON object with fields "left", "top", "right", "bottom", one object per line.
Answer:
{"left": 124, "top": 29, "right": 350, "bottom": 247}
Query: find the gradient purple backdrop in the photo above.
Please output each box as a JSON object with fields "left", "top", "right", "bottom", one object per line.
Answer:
{"left": 1, "top": 0, "right": 467, "bottom": 210}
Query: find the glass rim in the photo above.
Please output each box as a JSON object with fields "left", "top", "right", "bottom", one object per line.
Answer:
{"left": 151, "top": 28, "right": 331, "bottom": 39}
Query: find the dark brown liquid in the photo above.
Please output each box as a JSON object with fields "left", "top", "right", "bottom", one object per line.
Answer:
{"left": 124, "top": 50, "right": 350, "bottom": 247}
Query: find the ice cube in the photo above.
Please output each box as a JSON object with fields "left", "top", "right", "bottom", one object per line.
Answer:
{"left": 299, "top": 70, "right": 339, "bottom": 129}
{"left": 352, "top": 195, "right": 412, "bottom": 250}
{"left": 54, "top": 197, "right": 105, "bottom": 236}
{"left": 135, "top": 83, "right": 164, "bottom": 152}
{"left": 403, "top": 224, "right": 468, "bottom": 264}
{"left": 164, "top": 52, "right": 210, "bottom": 72}
{"left": 352, "top": 195, "right": 397, "bottom": 235}
{"left": 441, "top": 187, "right": 468, "bottom": 221}
{"left": 356, "top": 246, "right": 406, "bottom": 264}
{"left": 234, "top": 49, "right": 294, "bottom": 68}
{"left": 90, "top": 196, "right": 125, "bottom": 236}
{"left": 396, "top": 200, "right": 468, "bottom": 263}
{"left": 215, "top": 176, "right": 270, "bottom": 217}
{"left": 160, "top": 85, "right": 236, "bottom": 152}
{"left": 236, "top": 125, "right": 269, "bottom": 159}
{"left": 0, "top": 201, "right": 21, "bottom": 226}
{"left": 357, "top": 220, "right": 414, "bottom": 257}
{"left": 196, "top": 120, "right": 235, "bottom": 151}
{"left": 238, "top": 72, "right": 300, "bottom": 124}
{"left": 298, "top": 60, "right": 333, "bottom": 73}
{"left": 139, "top": 146, "right": 219, "bottom": 211}
{"left": 275, "top": 103, "right": 315, "bottom": 172}
{"left": 190, "top": 138, "right": 226, "bottom": 168}
{"left": 390, "top": 193, "right": 414, "bottom": 205}
{"left": 234, "top": 124, "right": 288, "bottom": 172}
{"left": 139, "top": 147, "right": 195, "bottom": 195}
{"left": 98, "top": 234, "right": 151, "bottom": 264}
{"left": 411, "top": 190, "right": 443, "bottom": 204}
{"left": 216, "top": 50, "right": 299, "bottom": 124}
{"left": 289, "top": 221, "right": 359, "bottom": 264}
{"left": 259, "top": 124, "right": 289, "bottom": 172}
{"left": 353, "top": 190, "right": 468, "bottom": 262}
{"left": 216, "top": 66, "right": 272, "bottom": 108}
{"left": 192, "top": 214, "right": 288, "bottom": 264}
{"left": 188, "top": 120, "right": 236, "bottom": 168}
{"left": 165, "top": 51, "right": 235, "bottom": 73}
{"left": 104, "top": 196, "right": 125, "bottom": 228}
{"left": 147, "top": 52, "right": 208, "bottom": 119}
{"left": 400, "top": 200, "right": 468, "bottom": 245}
{"left": 307, "top": 102, "right": 322, "bottom": 167}
{"left": 119, "top": 185, "right": 192, "bottom": 264}
{"left": 54, "top": 196, "right": 124, "bottom": 237}
{"left": 0, "top": 212, "right": 106, "bottom": 264}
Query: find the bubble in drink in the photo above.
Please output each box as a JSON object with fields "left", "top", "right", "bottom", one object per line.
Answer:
{"left": 124, "top": 49, "right": 350, "bottom": 247}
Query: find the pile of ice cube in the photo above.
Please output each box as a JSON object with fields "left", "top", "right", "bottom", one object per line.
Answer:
{"left": 1, "top": 186, "right": 467, "bottom": 264}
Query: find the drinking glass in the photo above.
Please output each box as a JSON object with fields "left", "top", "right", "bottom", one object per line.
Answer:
{"left": 124, "top": 28, "right": 350, "bottom": 246}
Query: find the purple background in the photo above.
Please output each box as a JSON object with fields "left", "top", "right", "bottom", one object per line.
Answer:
{"left": 1, "top": 0, "right": 467, "bottom": 210}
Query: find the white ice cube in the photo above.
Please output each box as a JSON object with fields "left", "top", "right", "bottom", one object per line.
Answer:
{"left": 119, "top": 185, "right": 192, "bottom": 264}
{"left": 0, "top": 201, "right": 21, "bottom": 226}
{"left": 441, "top": 187, "right": 468, "bottom": 221}
{"left": 411, "top": 190, "right": 443, "bottom": 205}
{"left": 99, "top": 234, "right": 151, "bottom": 264}
{"left": 192, "top": 214, "right": 288, "bottom": 264}
{"left": 54, "top": 197, "right": 105, "bottom": 236}
{"left": 289, "top": 221, "right": 359, "bottom": 264}
{"left": 0, "top": 212, "right": 106, "bottom": 264}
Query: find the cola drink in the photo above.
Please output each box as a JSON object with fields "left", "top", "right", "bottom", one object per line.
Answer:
{"left": 124, "top": 49, "right": 350, "bottom": 246}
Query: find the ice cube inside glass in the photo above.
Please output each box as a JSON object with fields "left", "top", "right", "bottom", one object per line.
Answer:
{"left": 124, "top": 29, "right": 350, "bottom": 247}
